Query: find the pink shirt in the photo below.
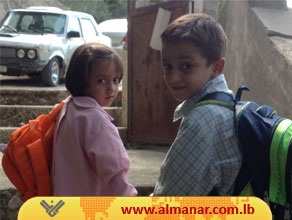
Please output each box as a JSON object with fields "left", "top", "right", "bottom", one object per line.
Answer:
{"left": 51, "top": 96, "right": 137, "bottom": 196}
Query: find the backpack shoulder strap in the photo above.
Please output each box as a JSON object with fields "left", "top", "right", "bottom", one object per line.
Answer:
{"left": 194, "top": 92, "right": 236, "bottom": 111}
{"left": 194, "top": 86, "right": 251, "bottom": 112}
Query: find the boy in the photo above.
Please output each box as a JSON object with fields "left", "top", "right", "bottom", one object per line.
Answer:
{"left": 153, "top": 13, "right": 242, "bottom": 196}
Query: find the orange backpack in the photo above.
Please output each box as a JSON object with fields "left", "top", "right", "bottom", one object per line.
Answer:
{"left": 2, "top": 101, "right": 64, "bottom": 202}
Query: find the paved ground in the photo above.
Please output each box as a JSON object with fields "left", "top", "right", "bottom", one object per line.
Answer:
{"left": 0, "top": 146, "right": 168, "bottom": 192}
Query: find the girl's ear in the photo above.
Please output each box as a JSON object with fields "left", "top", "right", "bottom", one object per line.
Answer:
{"left": 211, "top": 57, "right": 225, "bottom": 78}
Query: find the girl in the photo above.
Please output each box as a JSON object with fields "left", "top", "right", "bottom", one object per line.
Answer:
{"left": 51, "top": 43, "right": 137, "bottom": 196}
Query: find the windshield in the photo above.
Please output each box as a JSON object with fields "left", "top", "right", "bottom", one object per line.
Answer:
{"left": 0, "top": 11, "right": 66, "bottom": 35}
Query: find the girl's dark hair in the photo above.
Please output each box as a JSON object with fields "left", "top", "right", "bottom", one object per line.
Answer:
{"left": 161, "top": 13, "right": 227, "bottom": 65}
{"left": 65, "top": 42, "right": 123, "bottom": 96}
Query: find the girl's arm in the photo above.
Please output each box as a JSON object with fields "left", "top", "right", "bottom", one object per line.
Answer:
{"left": 86, "top": 121, "right": 137, "bottom": 196}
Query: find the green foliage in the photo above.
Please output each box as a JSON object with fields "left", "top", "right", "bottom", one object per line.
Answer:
{"left": 105, "top": 0, "right": 127, "bottom": 19}
{"left": 59, "top": 0, "right": 127, "bottom": 23}
{"left": 150, "top": 0, "right": 164, "bottom": 3}
{"left": 218, "top": 0, "right": 227, "bottom": 17}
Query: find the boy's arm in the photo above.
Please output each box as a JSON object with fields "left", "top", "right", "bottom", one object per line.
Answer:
{"left": 153, "top": 113, "right": 218, "bottom": 195}
{"left": 153, "top": 104, "right": 240, "bottom": 196}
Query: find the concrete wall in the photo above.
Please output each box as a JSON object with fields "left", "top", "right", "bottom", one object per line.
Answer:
{"left": 218, "top": 0, "right": 292, "bottom": 118}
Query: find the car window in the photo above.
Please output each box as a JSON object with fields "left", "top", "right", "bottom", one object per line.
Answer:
{"left": 0, "top": 12, "right": 21, "bottom": 33}
{"left": 43, "top": 14, "right": 66, "bottom": 34}
{"left": 19, "top": 15, "right": 33, "bottom": 30}
{"left": 79, "top": 18, "right": 98, "bottom": 40}
{"left": 67, "top": 15, "right": 81, "bottom": 35}
{"left": 0, "top": 12, "right": 66, "bottom": 34}
{"left": 28, "top": 14, "right": 43, "bottom": 33}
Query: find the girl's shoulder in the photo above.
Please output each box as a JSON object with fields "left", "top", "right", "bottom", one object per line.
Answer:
{"left": 65, "top": 96, "right": 113, "bottom": 122}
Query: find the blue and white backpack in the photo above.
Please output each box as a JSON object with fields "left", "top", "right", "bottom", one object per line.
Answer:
{"left": 195, "top": 86, "right": 292, "bottom": 220}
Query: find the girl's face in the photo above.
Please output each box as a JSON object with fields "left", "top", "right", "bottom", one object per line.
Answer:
{"left": 85, "top": 59, "right": 121, "bottom": 107}
{"left": 161, "top": 41, "right": 224, "bottom": 102}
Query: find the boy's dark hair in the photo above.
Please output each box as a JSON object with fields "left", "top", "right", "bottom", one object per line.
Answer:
{"left": 65, "top": 42, "right": 123, "bottom": 96}
{"left": 161, "top": 13, "right": 227, "bottom": 65}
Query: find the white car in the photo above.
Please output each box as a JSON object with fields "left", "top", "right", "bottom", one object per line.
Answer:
{"left": 99, "top": 18, "right": 127, "bottom": 53}
{"left": 0, "top": 6, "right": 112, "bottom": 86}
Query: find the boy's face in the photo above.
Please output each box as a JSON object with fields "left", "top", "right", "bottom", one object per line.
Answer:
{"left": 85, "top": 60, "right": 121, "bottom": 107}
{"left": 161, "top": 41, "right": 223, "bottom": 102}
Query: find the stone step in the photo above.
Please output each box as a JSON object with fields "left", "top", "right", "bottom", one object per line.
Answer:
{"left": 0, "top": 126, "right": 127, "bottom": 144}
{"left": 0, "top": 87, "right": 122, "bottom": 107}
{"left": 0, "top": 105, "right": 122, "bottom": 127}
{"left": 0, "top": 87, "right": 69, "bottom": 105}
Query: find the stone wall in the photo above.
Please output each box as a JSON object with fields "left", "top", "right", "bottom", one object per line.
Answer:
{"left": 219, "top": 0, "right": 292, "bottom": 118}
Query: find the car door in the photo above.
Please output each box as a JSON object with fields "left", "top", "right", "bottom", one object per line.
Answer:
{"left": 64, "top": 15, "right": 85, "bottom": 69}
{"left": 79, "top": 16, "right": 99, "bottom": 43}
{"left": 79, "top": 16, "right": 111, "bottom": 47}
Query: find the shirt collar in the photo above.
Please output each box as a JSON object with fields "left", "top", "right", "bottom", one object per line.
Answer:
{"left": 71, "top": 96, "right": 114, "bottom": 121}
{"left": 173, "top": 74, "right": 231, "bottom": 122}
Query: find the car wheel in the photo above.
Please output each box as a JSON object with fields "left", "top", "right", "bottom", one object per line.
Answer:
{"left": 41, "top": 57, "right": 61, "bottom": 87}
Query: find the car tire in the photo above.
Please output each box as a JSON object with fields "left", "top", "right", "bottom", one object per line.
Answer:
{"left": 41, "top": 57, "right": 61, "bottom": 87}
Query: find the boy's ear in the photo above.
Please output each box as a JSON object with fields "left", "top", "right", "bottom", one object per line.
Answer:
{"left": 211, "top": 58, "right": 225, "bottom": 78}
